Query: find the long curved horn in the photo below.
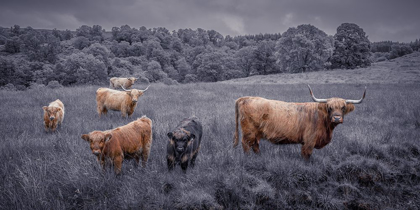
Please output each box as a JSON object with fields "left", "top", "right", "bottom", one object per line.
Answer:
{"left": 141, "top": 85, "right": 150, "bottom": 92}
{"left": 346, "top": 86, "right": 367, "bottom": 104}
{"left": 307, "top": 85, "right": 328, "bottom": 103}
{"left": 120, "top": 85, "right": 130, "bottom": 92}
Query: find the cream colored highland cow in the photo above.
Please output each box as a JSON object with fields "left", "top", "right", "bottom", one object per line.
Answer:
{"left": 42, "top": 99, "right": 65, "bottom": 132}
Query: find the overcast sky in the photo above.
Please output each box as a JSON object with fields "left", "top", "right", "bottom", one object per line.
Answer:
{"left": 0, "top": 0, "right": 419, "bottom": 42}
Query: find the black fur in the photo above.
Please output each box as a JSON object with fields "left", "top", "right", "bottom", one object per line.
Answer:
{"left": 166, "top": 116, "right": 203, "bottom": 172}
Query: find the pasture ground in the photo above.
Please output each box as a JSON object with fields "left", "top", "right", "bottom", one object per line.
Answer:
{"left": 1, "top": 53, "right": 420, "bottom": 209}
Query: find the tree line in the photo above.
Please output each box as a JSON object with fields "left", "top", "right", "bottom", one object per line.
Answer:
{"left": 0, "top": 23, "right": 418, "bottom": 90}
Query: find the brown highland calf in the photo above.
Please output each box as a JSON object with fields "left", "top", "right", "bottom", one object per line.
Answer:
{"left": 233, "top": 85, "right": 366, "bottom": 159}
{"left": 96, "top": 85, "right": 150, "bottom": 117}
{"left": 42, "top": 99, "right": 65, "bottom": 132}
{"left": 81, "top": 116, "right": 153, "bottom": 174}
{"left": 109, "top": 77, "right": 138, "bottom": 89}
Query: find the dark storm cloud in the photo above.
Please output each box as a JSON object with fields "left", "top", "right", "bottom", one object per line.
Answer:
{"left": 0, "top": 0, "right": 419, "bottom": 42}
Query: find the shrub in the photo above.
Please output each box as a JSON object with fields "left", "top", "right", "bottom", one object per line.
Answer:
{"left": 47, "top": 80, "right": 63, "bottom": 89}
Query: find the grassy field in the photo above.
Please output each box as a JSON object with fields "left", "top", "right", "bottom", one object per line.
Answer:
{"left": 223, "top": 52, "right": 420, "bottom": 85}
{"left": 0, "top": 80, "right": 420, "bottom": 209}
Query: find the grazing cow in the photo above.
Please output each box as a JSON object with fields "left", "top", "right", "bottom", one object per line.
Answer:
{"left": 167, "top": 116, "right": 203, "bottom": 172}
{"left": 96, "top": 85, "right": 150, "bottom": 117}
{"left": 42, "top": 99, "right": 65, "bottom": 132}
{"left": 233, "top": 85, "right": 366, "bottom": 159}
{"left": 109, "top": 77, "right": 139, "bottom": 89}
{"left": 81, "top": 116, "right": 152, "bottom": 174}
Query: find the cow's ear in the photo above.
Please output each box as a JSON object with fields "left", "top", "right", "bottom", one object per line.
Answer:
{"left": 318, "top": 103, "right": 328, "bottom": 115}
{"left": 345, "top": 103, "right": 355, "bottom": 114}
{"left": 125, "top": 90, "right": 131, "bottom": 95}
{"left": 167, "top": 132, "right": 173, "bottom": 139}
{"left": 42, "top": 106, "right": 47, "bottom": 111}
{"left": 81, "top": 134, "right": 89, "bottom": 142}
{"left": 104, "top": 133, "right": 112, "bottom": 142}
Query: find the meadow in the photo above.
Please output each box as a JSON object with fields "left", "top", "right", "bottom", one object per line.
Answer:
{"left": 0, "top": 81, "right": 420, "bottom": 209}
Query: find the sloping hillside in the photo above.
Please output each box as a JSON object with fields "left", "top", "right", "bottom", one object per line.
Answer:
{"left": 223, "top": 52, "right": 420, "bottom": 84}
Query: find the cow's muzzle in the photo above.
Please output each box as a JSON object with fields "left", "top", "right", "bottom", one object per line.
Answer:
{"left": 176, "top": 147, "right": 185, "bottom": 153}
{"left": 93, "top": 151, "right": 101, "bottom": 156}
{"left": 332, "top": 116, "right": 343, "bottom": 123}
{"left": 49, "top": 117, "right": 55, "bottom": 121}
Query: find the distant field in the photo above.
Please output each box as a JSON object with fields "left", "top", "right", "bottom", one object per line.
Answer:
{"left": 223, "top": 52, "right": 420, "bottom": 85}
{"left": 1, "top": 81, "right": 420, "bottom": 209}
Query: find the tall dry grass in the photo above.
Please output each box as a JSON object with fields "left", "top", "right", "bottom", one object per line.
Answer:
{"left": 0, "top": 83, "right": 419, "bottom": 209}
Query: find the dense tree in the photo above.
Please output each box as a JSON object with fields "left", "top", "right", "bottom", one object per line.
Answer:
{"left": 145, "top": 60, "right": 167, "bottom": 82}
{"left": 330, "top": 23, "right": 371, "bottom": 69}
{"left": 195, "top": 49, "right": 240, "bottom": 82}
{"left": 73, "top": 36, "right": 91, "bottom": 50}
{"left": 276, "top": 24, "right": 333, "bottom": 73}
{"left": 253, "top": 40, "right": 278, "bottom": 75}
{"left": 0, "top": 57, "right": 16, "bottom": 86}
{"left": 389, "top": 44, "right": 413, "bottom": 59}
{"left": 60, "top": 52, "right": 107, "bottom": 85}
{"left": 235, "top": 46, "right": 256, "bottom": 76}
{"left": 4, "top": 37, "right": 21, "bottom": 53}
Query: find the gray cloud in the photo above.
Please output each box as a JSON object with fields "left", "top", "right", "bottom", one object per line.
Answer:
{"left": 0, "top": 0, "right": 419, "bottom": 42}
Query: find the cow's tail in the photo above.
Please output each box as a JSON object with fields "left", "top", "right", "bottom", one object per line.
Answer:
{"left": 233, "top": 99, "right": 240, "bottom": 148}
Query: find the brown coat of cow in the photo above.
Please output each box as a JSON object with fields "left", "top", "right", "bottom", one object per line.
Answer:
{"left": 81, "top": 116, "right": 153, "bottom": 174}
{"left": 233, "top": 86, "right": 365, "bottom": 159}
{"left": 42, "top": 99, "right": 65, "bottom": 132}
{"left": 96, "top": 86, "right": 149, "bottom": 117}
{"left": 109, "top": 77, "right": 138, "bottom": 89}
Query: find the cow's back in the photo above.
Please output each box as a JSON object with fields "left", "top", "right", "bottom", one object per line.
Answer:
{"left": 106, "top": 116, "right": 152, "bottom": 155}
{"left": 179, "top": 117, "right": 203, "bottom": 148}
{"left": 237, "top": 96, "right": 309, "bottom": 143}
{"left": 97, "top": 88, "right": 127, "bottom": 110}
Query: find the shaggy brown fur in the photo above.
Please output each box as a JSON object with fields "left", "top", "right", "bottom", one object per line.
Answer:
{"left": 233, "top": 96, "right": 356, "bottom": 159}
{"left": 42, "top": 99, "right": 64, "bottom": 132}
{"left": 81, "top": 116, "right": 152, "bottom": 174}
{"left": 96, "top": 87, "right": 145, "bottom": 117}
{"left": 109, "top": 77, "right": 138, "bottom": 89}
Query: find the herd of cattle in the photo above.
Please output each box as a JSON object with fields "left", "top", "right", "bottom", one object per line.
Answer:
{"left": 42, "top": 77, "right": 366, "bottom": 174}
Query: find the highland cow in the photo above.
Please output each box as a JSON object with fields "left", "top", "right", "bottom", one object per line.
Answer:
{"left": 109, "top": 77, "right": 139, "bottom": 89}
{"left": 96, "top": 85, "right": 150, "bottom": 117}
{"left": 167, "top": 116, "right": 203, "bottom": 172}
{"left": 81, "top": 116, "right": 152, "bottom": 174}
{"left": 233, "top": 85, "right": 366, "bottom": 159}
{"left": 42, "top": 99, "right": 65, "bottom": 132}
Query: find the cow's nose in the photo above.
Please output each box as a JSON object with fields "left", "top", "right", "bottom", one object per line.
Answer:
{"left": 333, "top": 116, "right": 342, "bottom": 123}
{"left": 93, "top": 151, "right": 100, "bottom": 156}
{"left": 49, "top": 117, "right": 55, "bottom": 120}
{"left": 132, "top": 100, "right": 137, "bottom": 103}
{"left": 177, "top": 147, "right": 184, "bottom": 152}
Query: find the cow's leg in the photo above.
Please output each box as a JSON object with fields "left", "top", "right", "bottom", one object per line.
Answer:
{"left": 252, "top": 135, "right": 261, "bottom": 154}
{"left": 190, "top": 147, "right": 200, "bottom": 168}
{"left": 113, "top": 155, "right": 123, "bottom": 175}
{"left": 51, "top": 121, "right": 57, "bottom": 132}
{"left": 167, "top": 155, "right": 175, "bottom": 171}
{"left": 97, "top": 104, "right": 103, "bottom": 117}
{"left": 180, "top": 160, "right": 188, "bottom": 173}
{"left": 141, "top": 143, "right": 151, "bottom": 168}
{"left": 121, "top": 108, "right": 127, "bottom": 118}
{"left": 301, "top": 142, "right": 315, "bottom": 160}
{"left": 44, "top": 121, "right": 49, "bottom": 132}
{"left": 134, "top": 154, "right": 140, "bottom": 167}
{"left": 242, "top": 132, "right": 258, "bottom": 154}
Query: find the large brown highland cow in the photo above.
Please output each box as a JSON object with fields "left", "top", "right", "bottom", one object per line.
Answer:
{"left": 233, "top": 85, "right": 366, "bottom": 159}
{"left": 81, "top": 116, "right": 153, "bottom": 174}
